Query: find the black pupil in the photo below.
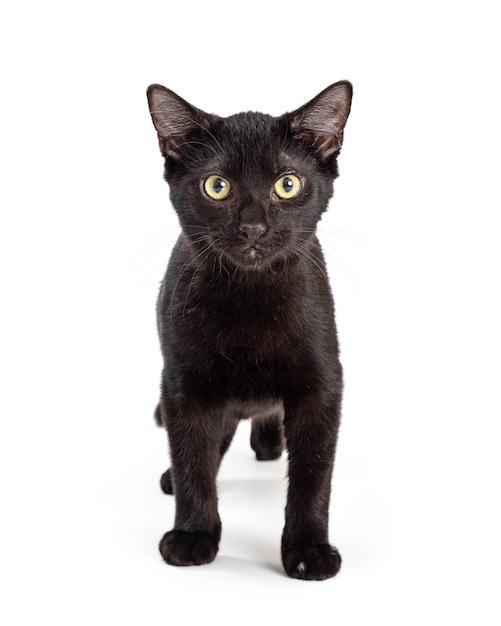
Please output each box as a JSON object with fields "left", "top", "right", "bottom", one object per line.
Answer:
{"left": 282, "top": 177, "right": 294, "bottom": 193}
{"left": 213, "top": 178, "right": 226, "bottom": 194}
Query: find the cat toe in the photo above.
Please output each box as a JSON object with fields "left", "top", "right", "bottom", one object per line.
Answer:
{"left": 250, "top": 419, "right": 284, "bottom": 461}
{"left": 282, "top": 543, "right": 342, "bottom": 581}
{"left": 159, "top": 530, "right": 219, "bottom": 566}
{"left": 254, "top": 447, "right": 283, "bottom": 461}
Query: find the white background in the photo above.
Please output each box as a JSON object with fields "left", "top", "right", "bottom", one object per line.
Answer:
{"left": 1, "top": 1, "right": 500, "bottom": 623}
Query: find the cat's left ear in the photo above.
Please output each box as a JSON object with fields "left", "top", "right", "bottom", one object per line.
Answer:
{"left": 147, "top": 84, "right": 214, "bottom": 159}
{"left": 287, "top": 81, "right": 353, "bottom": 160}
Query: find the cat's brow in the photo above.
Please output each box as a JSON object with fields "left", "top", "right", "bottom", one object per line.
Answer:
{"left": 175, "top": 140, "right": 221, "bottom": 158}
{"left": 192, "top": 121, "right": 225, "bottom": 155}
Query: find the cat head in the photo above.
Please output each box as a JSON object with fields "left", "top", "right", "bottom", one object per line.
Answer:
{"left": 147, "top": 82, "right": 352, "bottom": 271}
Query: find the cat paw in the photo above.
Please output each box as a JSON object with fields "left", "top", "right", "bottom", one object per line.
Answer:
{"left": 160, "top": 468, "right": 174, "bottom": 494}
{"left": 159, "top": 530, "right": 219, "bottom": 566}
{"left": 250, "top": 417, "right": 284, "bottom": 461}
{"left": 253, "top": 445, "right": 283, "bottom": 461}
{"left": 282, "top": 543, "right": 342, "bottom": 581}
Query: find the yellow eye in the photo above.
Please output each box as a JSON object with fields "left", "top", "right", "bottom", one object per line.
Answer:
{"left": 203, "top": 175, "right": 231, "bottom": 200}
{"left": 273, "top": 174, "right": 302, "bottom": 199}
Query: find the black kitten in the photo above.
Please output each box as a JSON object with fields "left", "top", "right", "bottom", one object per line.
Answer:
{"left": 147, "top": 81, "right": 352, "bottom": 580}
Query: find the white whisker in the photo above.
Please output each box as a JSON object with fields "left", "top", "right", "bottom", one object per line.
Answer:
{"left": 325, "top": 253, "right": 359, "bottom": 292}
{"left": 168, "top": 238, "right": 212, "bottom": 321}
{"left": 182, "top": 244, "right": 216, "bottom": 321}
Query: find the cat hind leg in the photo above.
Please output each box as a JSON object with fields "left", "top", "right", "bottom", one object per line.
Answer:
{"left": 154, "top": 402, "right": 175, "bottom": 493}
{"left": 250, "top": 414, "right": 284, "bottom": 461}
{"left": 154, "top": 402, "right": 164, "bottom": 426}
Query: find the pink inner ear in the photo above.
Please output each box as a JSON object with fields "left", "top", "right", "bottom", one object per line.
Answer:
{"left": 147, "top": 84, "right": 213, "bottom": 158}
{"left": 288, "top": 81, "right": 352, "bottom": 159}
{"left": 316, "top": 132, "right": 344, "bottom": 159}
{"left": 148, "top": 89, "right": 194, "bottom": 139}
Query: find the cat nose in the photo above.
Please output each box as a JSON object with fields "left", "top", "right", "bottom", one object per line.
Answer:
{"left": 238, "top": 222, "right": 267, "bottom": 240}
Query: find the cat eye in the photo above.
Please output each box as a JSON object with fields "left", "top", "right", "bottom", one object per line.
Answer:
{"left": 273, "top": 174, "right": 302, "bottom": 200}
{"left": 203, "top": 175, "right": 232, "bottom": 201}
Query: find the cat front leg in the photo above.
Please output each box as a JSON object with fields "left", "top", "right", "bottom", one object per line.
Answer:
{"left": 281, "top": 390, "right": 342, "bottom": 580}
{"left": 158, "top": 393, "right": 223, "bottom": 567}
{"left": 157, "top": 407, "right": 238, "bottom": 496}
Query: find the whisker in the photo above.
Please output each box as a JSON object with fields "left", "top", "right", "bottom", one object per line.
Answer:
{"left": 168, "top": 237, "right": 212, "bottom": 320}
{"left": 325, "top": 253, "right": 359, "bottom": 292}
{"left": 193, "top": 121, "right": 225, "bottom": 155}
{"left": 173, "top": 139, "right": 220, "bottom": 158}
{"left": 289, "top": 241, "right": 329, "bottom": 282}
{"left": 134, "top": 261, "right": 166, "bottom": 293}
{"left": 182, "top": 244, "right": 215, "bottom": 321}
{"left": 126, "top": 236, "right": 174, "bottom": 265}
{"left": 290, "top": 238, "right": 358, "bottom": 294}
{"left": 217, "top": 244, "right": 235, "bottom": 287}
{"left": 318, "top": 228, "right": 367, "bottom": 245}
{"left": 141, "top": 226, "right": 182, "bottom": 242}
{"left": 288, "top": 241, "right": 323, "bottom": 303}
{"left": 292, "top": 226, "right": 367, "bottom": 245}
{"left": 125, "top": 241, "right": 177, "bottom": 289}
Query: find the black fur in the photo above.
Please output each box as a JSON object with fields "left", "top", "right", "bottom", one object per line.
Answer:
{"left": 147, "top": 81, "right": 352, "bottom": 580}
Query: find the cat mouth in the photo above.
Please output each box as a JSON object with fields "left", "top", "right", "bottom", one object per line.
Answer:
{"left": 225, "top": 243, "right": 270, "bottom": 270}
{"left": 244, "top": 245, "right": 260, "bottom": 260}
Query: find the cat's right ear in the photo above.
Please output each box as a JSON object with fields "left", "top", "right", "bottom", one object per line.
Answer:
{"left": 147, "top": 85, "right": 212, "bottom": 159}
{"left": 287, "top": 81, "right": 353, "bottom": 161}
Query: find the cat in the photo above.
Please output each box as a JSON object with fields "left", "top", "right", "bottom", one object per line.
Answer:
{"left": 147, "top": 80, "right": 352, "bottom": 580}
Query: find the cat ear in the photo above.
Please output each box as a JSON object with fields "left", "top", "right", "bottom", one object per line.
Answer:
{"left": 287, "top": 81, "right": 353, "bottom": 160}
{"left": 147, "top": 84, "right": 213, "bottom": 158}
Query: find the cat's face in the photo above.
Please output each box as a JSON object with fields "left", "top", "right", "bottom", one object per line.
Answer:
{"left": 147, "top": 83, "right": 352, "bottom": 271}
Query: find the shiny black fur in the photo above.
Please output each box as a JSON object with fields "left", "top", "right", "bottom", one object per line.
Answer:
{"left": 147, "top": 82, "right": 352, "bottom": 580}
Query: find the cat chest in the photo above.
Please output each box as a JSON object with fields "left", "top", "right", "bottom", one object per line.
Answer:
{"left": 180, "top": 314, "right": 315, "bottom": 401}
{"left": 163, "top": 275, "right": 316, "bottom": 394}
{"left": 181, "top": 296, "right": 299, "bottom": 358}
